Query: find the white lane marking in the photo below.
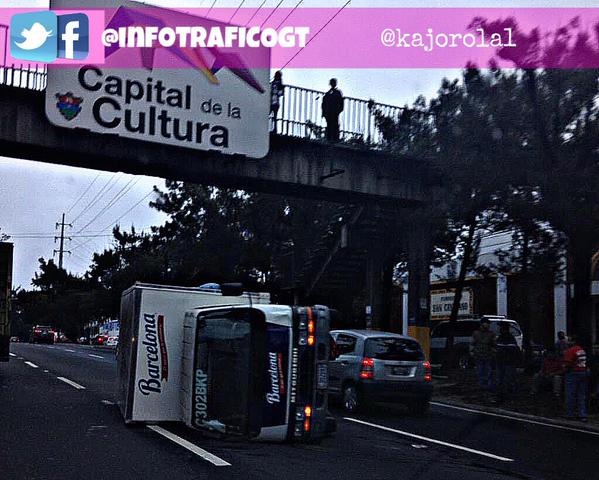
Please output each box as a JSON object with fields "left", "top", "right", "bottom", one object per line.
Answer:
{"left": 43, "top": 370, "right": 49, "bottom": 373}
{"left": 65, "top": 349, "right": 76, "bottom": 352}
{"left": 56, "top": 377, "right": 86, "bottom": 390}
{"left": 101, "top": 400, "right": 115, "bottom": 405}
{"left": 431, "top": 402, "right": 599, "bottom": 437}
{"left": 88, "top": 354, "right": 104, "bottom": 359}
{"left": 24, "top": 361, "right": 39, "bottom": 368}
{"left": 17, "top": 357, "right": 24, "bottom": 360}
{"left": 9, "top": 353, "right": 16, "bottom": 357}
{"left": 147, "top": 425, "right": 231, "bottom": 467}
{"left": 344, "top": 417, "right": 514, "bottom": 462}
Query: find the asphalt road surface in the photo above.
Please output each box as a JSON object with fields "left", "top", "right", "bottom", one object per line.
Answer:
{"left": 2, "top": 343, "right": 598, "bottom": 480}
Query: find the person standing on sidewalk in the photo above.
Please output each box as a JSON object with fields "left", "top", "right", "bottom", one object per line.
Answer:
{"left": 495, "top": 322, "right": 521, "bottom": 403}
{"left": 555, "top": 331, "right": 569, "bottom": 358}
{"left": 563, "top": 335, "right": 589, "bottom": 422}
{"left": 470, "top": 319, "right": 496, "bottom": 390}
{"left": 531, "top": 346, "right": 563, "bottom": 397}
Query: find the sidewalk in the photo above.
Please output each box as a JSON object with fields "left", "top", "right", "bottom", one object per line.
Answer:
{"left": 432, "top": 370, "right": 599, "bottom": 434}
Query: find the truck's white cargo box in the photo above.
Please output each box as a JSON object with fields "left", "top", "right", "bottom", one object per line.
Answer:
{"left": 117, "top": 283, "right": 269, "bottom": 423}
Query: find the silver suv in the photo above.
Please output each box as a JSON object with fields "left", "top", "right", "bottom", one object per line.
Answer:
{"left": 328, "top": 330, "right": 433, "bottom": 414}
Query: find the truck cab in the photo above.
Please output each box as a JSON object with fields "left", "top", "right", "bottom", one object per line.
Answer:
{"left": 180, "top": 304, "right": 331, "bottom": 442}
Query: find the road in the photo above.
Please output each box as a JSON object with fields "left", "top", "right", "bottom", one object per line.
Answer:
{"left": 2, "top": 343, "right": 598, "bottom": 480}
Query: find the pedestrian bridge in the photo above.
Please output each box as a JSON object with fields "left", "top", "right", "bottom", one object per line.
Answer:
{"left": 0, "top": 61, "right": 430, "bottom": 206}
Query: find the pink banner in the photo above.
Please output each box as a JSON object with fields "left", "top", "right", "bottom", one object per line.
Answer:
{"left": 1, "top": 7, "right": 598, "bottom": 69}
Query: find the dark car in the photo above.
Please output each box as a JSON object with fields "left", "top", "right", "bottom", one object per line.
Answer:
{"left": 328, "top": 330, "right": 433, "bottom": 414}
{"left": 29, "top": 326, "right": 55, "bottom": 344}
{"left": 91, "top": 334, "right": 109, "bottom": 346}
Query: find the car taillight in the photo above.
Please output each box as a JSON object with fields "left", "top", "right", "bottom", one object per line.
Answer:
{"left": 360, "top": 357, "right": 375, "bottom": 379}
{"left": 304, "top": 418, "right": 311, "bottom": 431}
{"left": 423, "top": 361, "right": 432, "bottom": 382}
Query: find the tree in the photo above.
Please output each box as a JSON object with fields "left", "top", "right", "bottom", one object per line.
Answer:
{"left": 473, "top": 16, "right": 599, "bottom": 345}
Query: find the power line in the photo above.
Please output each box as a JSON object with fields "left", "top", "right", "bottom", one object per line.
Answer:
{"left": 260, "top": 0, "right": 285, "bottom": 28}
{"left": 104, "top": 190, "right": 155, "bottom": 231}
{"left": 281, "top": 0, "right": 351, "bottom": 69}
{"left": 9, "top": 234, "right": 113, "bottom": 239}
{"left": 207, "top": 0, "right": 218, "bottom": 16}
{"left": 71, "top": 172, "right": 120, "bottom": 224}
{"left": 275, "top": 0, "right": 303, "bottom": 30}
{"left": 72, "top": 190, "right": 156, "bottom": 253}
{"left": 229, "top": 0, "right": 246, "bottom": 22}
{"left": 245, "top": 0, "right": 268, "bottom": 26}
{"left": 75, "top": 177, "right": 140, "bottom": 234}
{"left": 66, "top": 173, "right": 100, "bottom": 215}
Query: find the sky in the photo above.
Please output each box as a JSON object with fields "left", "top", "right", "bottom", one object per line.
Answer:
{"left": 0, "top": 0, "right": 590, "bottom": 288}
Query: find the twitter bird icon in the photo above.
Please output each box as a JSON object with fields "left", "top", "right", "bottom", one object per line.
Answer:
{"left": 11, "top": 11, "right": 58, "bottom": 62}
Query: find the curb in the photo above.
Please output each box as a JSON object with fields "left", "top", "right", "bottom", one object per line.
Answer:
{"left": 432, "top": 397, "right": 599, "bottom": 434}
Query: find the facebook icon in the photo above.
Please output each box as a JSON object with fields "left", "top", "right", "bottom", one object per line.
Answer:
{"left": 57, "top": 14, "right": 89, "bottom": 60}
{"left": 10, "top": 11, "right": 89, "bottom": 62}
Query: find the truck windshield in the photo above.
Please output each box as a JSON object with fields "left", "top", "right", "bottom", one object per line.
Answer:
{"left": 194, "top": 308, "right": 266, "bottom": 436}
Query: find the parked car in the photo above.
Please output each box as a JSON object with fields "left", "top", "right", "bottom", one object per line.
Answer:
{"left": 328, "top": 330, "right": 433, "bottom": 414}
{"left": 106, "top": 336, "right": 118, "bottom": 347}
{"left": 9, "top": 336, "right": 19, "bottom": 342}
{"left": 29, "top": 326, "right": 55, "bottom": 344}
{"left": 430, "top": 316, "right": 523, "bottom": 368}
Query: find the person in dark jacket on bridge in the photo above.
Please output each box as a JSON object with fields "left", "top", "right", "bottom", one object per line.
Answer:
{"left": 495, "top": 322, "right": 521, "bottom": 403}
{"left": 322, "top": 78, "right": 344, "bottom": 142}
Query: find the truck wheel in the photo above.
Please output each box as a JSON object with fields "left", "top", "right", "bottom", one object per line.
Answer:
{"left": 343, "top": 384, "right": 360, "bottom": 413}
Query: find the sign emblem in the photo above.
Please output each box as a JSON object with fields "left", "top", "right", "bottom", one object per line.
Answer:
{"left": 55, "top": 92, "right": 83, "bottom": 120}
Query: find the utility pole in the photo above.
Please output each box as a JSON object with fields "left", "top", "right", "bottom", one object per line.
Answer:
{"left": 54, "top": 213, "right": 72, "bottom": 269}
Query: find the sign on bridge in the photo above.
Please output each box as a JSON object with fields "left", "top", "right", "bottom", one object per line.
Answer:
{"left": 45, "top": 0, "right": 270, "bottom": 159}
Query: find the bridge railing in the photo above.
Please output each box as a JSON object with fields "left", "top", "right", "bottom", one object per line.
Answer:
{"left": 276, "top": 84, "right": 403, "bottom": 147}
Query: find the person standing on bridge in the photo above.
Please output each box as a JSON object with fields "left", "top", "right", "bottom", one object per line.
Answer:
{"left": 322, "top": 78, "right": 344, "bottom": 142}
{"left": 270, "top": 71, "right": 284, "bottom": 133}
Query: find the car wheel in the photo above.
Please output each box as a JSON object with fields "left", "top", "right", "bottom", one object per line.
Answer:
{"left": 408, "top": 399, "right": 430, "bottom": 416}
{"left": 343, "top": 384, "right": 360, "bottom": 413}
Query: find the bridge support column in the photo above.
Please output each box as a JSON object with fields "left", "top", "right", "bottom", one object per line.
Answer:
{"left": 365, "top": 250, "right": 392, "bottom": 331}
{"left": 407, "top": 218, "right": 432, "bottom": 358}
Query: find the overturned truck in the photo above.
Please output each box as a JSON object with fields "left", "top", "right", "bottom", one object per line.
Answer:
{"left": 118, "top": 283, "right": 332, "bottom": 442}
